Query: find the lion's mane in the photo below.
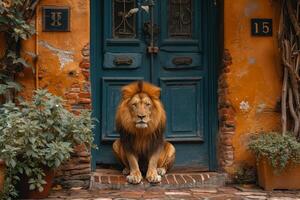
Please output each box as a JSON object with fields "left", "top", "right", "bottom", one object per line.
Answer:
{"left": 115, "top": 81, "right": 167, "bottom": 162}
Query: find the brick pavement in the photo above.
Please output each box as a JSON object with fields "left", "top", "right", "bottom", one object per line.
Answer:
{"left": 45, "top": 185, "right": 300, "bottom": 200}
{"left": 43, "top": 170, "right": 300, "bottom": 200}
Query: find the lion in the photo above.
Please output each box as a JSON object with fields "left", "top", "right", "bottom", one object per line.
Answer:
{"left": 112, "top": 81, "right": 175, "bottom": 184}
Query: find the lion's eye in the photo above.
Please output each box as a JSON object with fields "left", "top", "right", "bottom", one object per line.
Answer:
{"left": 145, "top": 103, "right": 151, "bottom": 107}
{"left": 132, "top": 103, "right": 137, "bottom": 108}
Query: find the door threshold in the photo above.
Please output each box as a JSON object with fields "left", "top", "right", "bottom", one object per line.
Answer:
{"left": 95, "top": 165, "right": 211, "bottom": 173}
{"left": 90, "top": 168, "right": 226, "bottom": 190}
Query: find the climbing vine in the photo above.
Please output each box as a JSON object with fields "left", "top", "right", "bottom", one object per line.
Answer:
{"left": 278, "top": 0, "right": 300, "bottom": 139}
{"left": 0, "top": 0, "right": 40, "bottom": 103}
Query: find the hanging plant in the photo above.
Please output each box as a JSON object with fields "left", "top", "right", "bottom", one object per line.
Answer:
{"left": 0, "top": 0, "right": 40, "bottom": 103}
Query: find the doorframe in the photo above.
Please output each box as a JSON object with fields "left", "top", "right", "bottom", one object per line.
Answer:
{"left": 90, "top": 0, "right": 222, "bottom": 171}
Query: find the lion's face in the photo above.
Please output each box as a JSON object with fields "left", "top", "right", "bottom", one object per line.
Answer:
{"left": 129, "top": 93, "right": 153, "bottom": 129}
{"left": 116, "top": 81, "right": 166, "bottom": 135}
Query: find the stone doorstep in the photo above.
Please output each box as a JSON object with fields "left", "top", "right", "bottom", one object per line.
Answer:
{"left": 90, "top": 169, "right": 226, "bottom": 190}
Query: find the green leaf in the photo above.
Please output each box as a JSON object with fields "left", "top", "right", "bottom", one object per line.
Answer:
{"left": 25, "top": 167, "right": 31, "bottom": 176}
{"left": 28, "top": 178, "right": 35, "bottom": 184}
{"left": 13, "top": 57, "right": 30, "bottom": 67}
{"left": 55, "top": 159, "right": 60, "bottom": 167}
{"left": 10, "top": 159, "right": 16, "bottom": 168}
{"left": 38, "top": 186, "right": 44, "bottom": 192}
{"left": 6, "top": 81, "right": 22, "bottom": 91}
{"left": 29, "top": 184, "right": 36, "bottom": 191}
{"left": 29, "top": 137, "right": 36, "bottom": 144}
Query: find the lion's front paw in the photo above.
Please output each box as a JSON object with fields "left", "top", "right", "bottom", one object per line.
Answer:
{"left": 157, "top": 168, "right": 166, "bottom": 176}
{"left": 146, "top": 169, "right": 162, "bottom": 183}
{"left": 126, "top": 171, "right": 142, "bottom": 184}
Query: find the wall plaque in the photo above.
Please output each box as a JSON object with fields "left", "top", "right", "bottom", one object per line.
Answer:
{"left": 251, "top": 18, "right": 272, "bottom": 36}
{"left": 42, "top": 6, "right": 70, "bottom": 32}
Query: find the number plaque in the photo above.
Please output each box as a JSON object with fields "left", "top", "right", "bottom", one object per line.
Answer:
{"left": 42, "top": 6, "right": 70, "bottom": 32}
{"left": 251, "top": 18, "right": 272, "bottom": 36}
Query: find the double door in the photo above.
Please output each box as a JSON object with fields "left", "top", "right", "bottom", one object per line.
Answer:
{"left": 91, "top": 0, "right": 219, "bottom": 170}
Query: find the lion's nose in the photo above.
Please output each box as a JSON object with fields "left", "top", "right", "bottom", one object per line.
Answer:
{"left": 138, "top": 114, "right": 146, "bottom": 120}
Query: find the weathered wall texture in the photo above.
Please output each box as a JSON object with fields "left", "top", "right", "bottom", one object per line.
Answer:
{"left": 222, "top": 0, "right": 282, "bottom": 174}
{"left": 19, "top": 0, "right": 91, "bottom": 188}
{"left": 19, "top": 0, "right": 90, "bottom": 104}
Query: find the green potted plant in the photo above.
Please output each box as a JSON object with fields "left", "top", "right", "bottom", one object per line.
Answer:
{"left": 248, "top": 132, "right": 300, "bottom": 190}
{"left": 0, "top": 90, "right": 95, "bottom": 199}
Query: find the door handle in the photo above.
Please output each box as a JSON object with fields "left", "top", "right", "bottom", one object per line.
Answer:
{"left": 114, "top": 56, "right": 133, "bottom": 65}
{"left": 172, "top": 57, "right": 193, "bottom": 65}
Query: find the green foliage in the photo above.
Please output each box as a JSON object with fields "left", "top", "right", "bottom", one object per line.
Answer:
{"left": 248, "top": 132, "right": 300, "bottom": 172}
{"left": 0, "top": 0, "right": 38, "bottom": 102}
{"left": 0, "top": 89, "right": 96, "bottom": 199}
{"left": 0, "top": 0, "right": 35, "bottom": 40}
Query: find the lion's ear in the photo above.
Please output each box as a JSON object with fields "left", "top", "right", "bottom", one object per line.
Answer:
{"left": 147, "top": 85, "right": 161, "bottom": 99}
{"left": 121, "top": 87, "right": 133, "bottom": 99}
{"left": 152, "top": 87, "right": 161, "bottom": 99}
{"left": 142, "top": 81, "right": 161, "bottom": 99}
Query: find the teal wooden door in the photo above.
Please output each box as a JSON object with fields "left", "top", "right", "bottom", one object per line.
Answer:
{"left": 91, "top": 0, "right": 219, "bottom": 170}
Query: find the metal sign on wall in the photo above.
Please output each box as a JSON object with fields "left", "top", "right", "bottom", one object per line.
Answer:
{"left": 42, "top": 6, "right": 70, "bottom": 32}
{"left": 251, "top": 18, "right": 272, "bottom": 36}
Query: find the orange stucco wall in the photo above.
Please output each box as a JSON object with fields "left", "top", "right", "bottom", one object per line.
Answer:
{"left": 19, "top": 0, "right": 89, "bottom": 99}
{"left": 224, "top": 0, "right": 282, "bottom": 173}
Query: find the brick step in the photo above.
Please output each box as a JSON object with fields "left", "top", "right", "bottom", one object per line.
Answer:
{"left": 90, "top": 169, "right": 226, "bottom": 190}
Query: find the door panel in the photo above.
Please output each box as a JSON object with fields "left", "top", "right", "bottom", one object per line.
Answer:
{"left": 92, "top": 0, "right": 216, "bottom": 170}
{"left": 160, "top": 77, "right": 204, "bottom": 141}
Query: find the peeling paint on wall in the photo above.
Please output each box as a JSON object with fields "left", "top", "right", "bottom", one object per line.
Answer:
{"left": 39, "top": 40, "right": 74, "bottom": 69}
{"left": 236, "top": 68, "right": 249, "bottom": 78}
{"left": 248, "top": 57, "right": 256, "bottom": 65}
{"left": 24, "top": 51, "right": 37, "bottom": 60}
{"left": 240, "top": 101, "right": 250, "bottom": 111}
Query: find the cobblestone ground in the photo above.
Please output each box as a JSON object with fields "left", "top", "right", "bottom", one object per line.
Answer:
{"left": 45, "top": 185, "right": 300, "bottom": 200}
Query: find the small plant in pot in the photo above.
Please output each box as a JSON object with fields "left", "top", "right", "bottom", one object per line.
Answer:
{"left": 0, "top": 90, "right": 95, "bottom": 199}
{"left": 248, "top": 132, "right": 300, "bottom": 190}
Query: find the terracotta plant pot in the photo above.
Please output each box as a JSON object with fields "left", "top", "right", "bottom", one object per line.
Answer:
{"left": 0, "top": 159, "right": 5, "bottom": 193}
{"left": 18, "top": 168, "right": 54, "bottom": 199}
{"left": 257, "top": 158, "right": 300, "bottom": 190}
